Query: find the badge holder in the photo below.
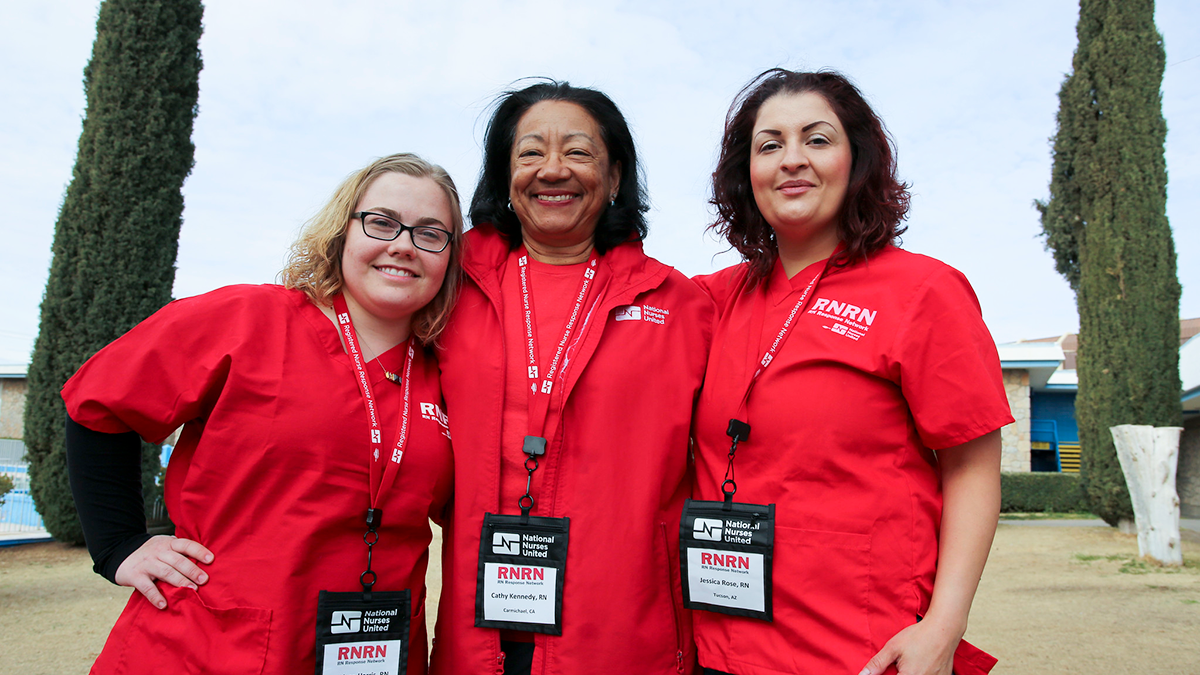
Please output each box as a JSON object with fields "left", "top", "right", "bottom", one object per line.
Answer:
{"left": 680, "top": 419, "right": 776, "bottom": 621}
{"left": 315, "top": 509, "right": 411, "bottom": 675}
{"left": 475, "top": 436, "right": 570, "bottom": 635}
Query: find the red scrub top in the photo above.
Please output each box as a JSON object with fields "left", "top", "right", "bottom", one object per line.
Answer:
{"left": 62, "top": 284, "right": 453, "bottom": 675}
{"left": 692, "top": 247, "right": 1012, "bottom": 675}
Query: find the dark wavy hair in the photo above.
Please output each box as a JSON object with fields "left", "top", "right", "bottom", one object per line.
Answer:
{"left": 470, "top": 80, "right": 649, "bottom": 253}
{"left": 711, "top": 69, "right": 910, "bottom": 280}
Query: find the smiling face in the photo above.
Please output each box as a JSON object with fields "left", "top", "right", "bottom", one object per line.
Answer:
{"left": 750, "top": 92, "right": 853, "bottom": 249}
{"left": 340, "top": 172, "right": 453, "bottom": 334}
{"left": 509, "top": 100, "right": 621, "bottom": 253}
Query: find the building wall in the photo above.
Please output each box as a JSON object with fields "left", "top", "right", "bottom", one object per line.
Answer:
{"left": 0, "top": 378, "right": 27, "bottom": 439}
{"left": 1001, "top": 369, "right": 1031, "bottom": 472}
{"left": 1179, "top": 416, "right": 1200, "bottom": 519}
{"left": 1030, "top": 391, "right": 1079, "bottom": 443}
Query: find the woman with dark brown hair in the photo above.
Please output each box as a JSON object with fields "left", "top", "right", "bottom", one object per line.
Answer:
{"left": 686, "top": 69, "right": 1010, "bottom": 675}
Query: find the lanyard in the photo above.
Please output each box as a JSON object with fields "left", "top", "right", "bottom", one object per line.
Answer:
{"left": 514, "top": 248, "right": 600, "bottom": 518}
{"left": 721, "top": 257, "right": 832, "bottom": 507}
{"left": 737, "top": 263, "right": 827, "bottom": 409}
{"left": 332, "top": 293, "right": 415, "bottom": 593}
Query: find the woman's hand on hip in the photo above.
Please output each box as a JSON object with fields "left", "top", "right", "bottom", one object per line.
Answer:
{"left": 857, "top": 616, "right": 959, "bottom": 675}
{"left": 114, "top": 535, "right": 214, "bottom": 610}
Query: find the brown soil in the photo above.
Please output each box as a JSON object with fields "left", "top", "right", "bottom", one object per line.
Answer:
{"left": 967, "top": 523, "right": 1200, "bottom": 674}
{"left": 1, "top": 523, "right": 1196, "bottom": 674}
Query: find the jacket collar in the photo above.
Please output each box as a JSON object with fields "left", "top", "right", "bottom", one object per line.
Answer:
{"left": 461, "top": 224, "right": 670, "bottom": 304}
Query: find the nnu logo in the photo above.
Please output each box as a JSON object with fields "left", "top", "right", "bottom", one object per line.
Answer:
{"left": 615, "top": 306, "right": 642, "bottom": 321}
{"left": 337, "top": 312, "right": 351, "bottom": 325}
{"left": 693, "top": 518, "right": 723, "bottom": 541}
{"left": 493, "top": 532, "right": 520, "bottom": 555}
{"left": 331, "top": 611, "right": 361, "bottom": 634}
{"left": 614, "top": 304, "right": 669, "bottom": 325}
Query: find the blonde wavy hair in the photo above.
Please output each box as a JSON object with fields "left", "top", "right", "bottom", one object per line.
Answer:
{"left": 281, "top": 153, "right": 464, "bottom": 345}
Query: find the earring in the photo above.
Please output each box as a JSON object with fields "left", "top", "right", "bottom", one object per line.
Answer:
{"left": 609, "top": 194, "right": 617, "bottom": 207}
{"left": 507, "top": 200, "right": 514, "bottom": 211}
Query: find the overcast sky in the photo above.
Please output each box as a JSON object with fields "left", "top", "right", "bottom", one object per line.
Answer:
{"left": 1, "top": 0, "right": 1197, "bottom": 365}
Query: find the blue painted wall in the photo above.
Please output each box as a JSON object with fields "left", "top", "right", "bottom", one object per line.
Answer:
{"left": 1031, "top": 391, "right": 1079, "bottom": 443}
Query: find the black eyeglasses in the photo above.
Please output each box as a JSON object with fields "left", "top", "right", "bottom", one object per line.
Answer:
{"left": 354, "top": 211, "right": 452, "bottom": 253}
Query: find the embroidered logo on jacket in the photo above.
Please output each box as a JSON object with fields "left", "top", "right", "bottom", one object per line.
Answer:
{"left": 808, "top": 297, "right": 877, "bottom": 341}
{"left": 614, "top": 304, "right": 669, "bottom": 325}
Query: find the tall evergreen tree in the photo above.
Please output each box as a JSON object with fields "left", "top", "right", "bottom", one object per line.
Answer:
{"left": 1037, "top": 0, "right": 1180, "bottom": 526}
{"left": 24, "top": 0, "right": 203, "bottom": 544}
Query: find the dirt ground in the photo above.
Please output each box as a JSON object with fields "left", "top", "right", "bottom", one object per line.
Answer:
{"left": 1, "top": 523, "right": 1197, "bottom": 674}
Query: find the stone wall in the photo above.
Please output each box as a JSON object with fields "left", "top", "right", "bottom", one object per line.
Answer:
{"left": 1179, "top": 416, "right": 1200, "bottom": 518}
{"left": 1000, "top": 369, "right": 1031, "bottom": 472}
{"left": 0, "top": 379, "right": 27, "bottom": 439}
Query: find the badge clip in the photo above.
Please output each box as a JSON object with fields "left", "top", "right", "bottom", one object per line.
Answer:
{"left": 522, "top": 435, "right": 547, "bottom": 456}
{"left": 722, "top": 419, "right": 750, "bottom": 510}
{"left": 361, "top": 508, "right": 384, "bottom": 600}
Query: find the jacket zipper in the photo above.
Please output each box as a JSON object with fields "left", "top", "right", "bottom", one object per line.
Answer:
{"left": 660, "top": 522, "right": 687, "bottom": 674}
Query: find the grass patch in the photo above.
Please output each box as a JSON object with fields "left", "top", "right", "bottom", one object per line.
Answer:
{"left": 1002, "top": 512, "right": 1099, "bottom": 521}
{"left": 1074, "top": 553, "right": 1126, "bottom": 563}
{"left": 1072, "top": 553, "right": 1200, "bottom": 575}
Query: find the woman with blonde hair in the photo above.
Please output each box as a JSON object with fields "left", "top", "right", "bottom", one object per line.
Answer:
{"left": 65, "top": 152, "right": 462, "bottom": 674}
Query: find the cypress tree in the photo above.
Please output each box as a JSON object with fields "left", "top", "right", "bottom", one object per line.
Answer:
{"left": 1037, "top": 0, "right": 1180, "bottom": 526}
{"left": 24, "top": 0, "right": 203, "bottom": 544}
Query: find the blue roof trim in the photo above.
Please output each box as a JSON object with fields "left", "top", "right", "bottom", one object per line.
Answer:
{"left": 1000, "top": 360, "right": 1063, "bottom": 369}
{"left": 1183, "top": 387, "right": 1200, "bottom": 403}
{"left": 1044, "top": 383, "right": 1078, "bottom": 391}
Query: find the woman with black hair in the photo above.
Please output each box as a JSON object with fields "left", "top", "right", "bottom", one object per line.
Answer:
{"left": 430, "top": 81, "right": 713, "bottom": 675}
{"left": 688, "top": 70, "right": 1010, "bottom": 675}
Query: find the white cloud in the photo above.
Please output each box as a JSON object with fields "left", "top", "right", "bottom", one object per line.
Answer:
{"left": 1, "top": 0, "right": 1196, "bottom": 363}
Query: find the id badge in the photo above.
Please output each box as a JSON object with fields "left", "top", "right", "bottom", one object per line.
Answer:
{"left": 315, "top": 590, "right": 410, "bottom": 675}
{"left": 475, "top": 513, "right": 569, "bottom": 635}
{"left": 680, "top": 499, "right": 775, "bottom": 621}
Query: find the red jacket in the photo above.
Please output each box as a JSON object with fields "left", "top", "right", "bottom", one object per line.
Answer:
{"left": 431, "top": 226, "right": 714, "bottom": 675}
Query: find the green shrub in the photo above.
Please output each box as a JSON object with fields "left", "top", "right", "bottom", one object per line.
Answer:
{"left": 0, "top": 474, "right": 13, "bottom": 507}
{"left": 1001, "top": 472, "right": 1089, "bottom": 513}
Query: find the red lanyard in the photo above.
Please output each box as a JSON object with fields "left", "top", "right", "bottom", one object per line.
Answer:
{"left": 736, "top": 258, "right": 832, "bottom": 412}
{"left": 720, "top": 257, "right": 833, "bottom": 505}
{"left": 516, "top": 248, "right": 600, "bottom": 439}
{"left": 332, "top": 294, "right": 414, "bottom": 507}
